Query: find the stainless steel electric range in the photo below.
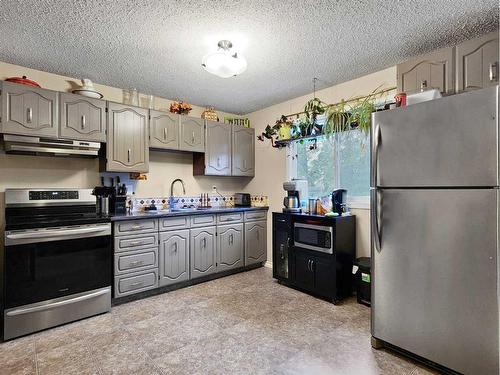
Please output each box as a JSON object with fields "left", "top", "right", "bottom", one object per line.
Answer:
{"left": 2, "top": 188, "right": 112, "bottom": 340}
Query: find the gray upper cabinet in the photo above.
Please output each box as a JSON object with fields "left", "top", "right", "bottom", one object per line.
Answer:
{"left": 456, "top": 31, "right": 499, "bottom": 93}
{"left": 245, "top": 220, "right": 267, "bottom": 266}
{"left": 149, "top": 110, "right": 180, "bottom": 150}
{"left": 190, "top": 226, "right": 217, "bottom": 279}
{"left": 397, "top": 46, "right": 454, "bottom": 95}
{"left": 217, "top": 223, "right": 244, "bottom": 271}
{"left": 179, "top": 116, "right": 204, "bottom": 152}
{"left": 203, "top": 120, "right": 232, "bottom": 175}
{"left": 0, "top": 81, "right": 58, "bottom": 137}
{"left": 232, "top": 125, "right": 255, "bottom": 176}
{"left": 106, "top": 102, "right": 149, "bottom": 172}
{"left": 159, "top": 230, "right": 189, "bottom": 287}
{"left": 59, "top": 92, "right": 106, "bottom": 142}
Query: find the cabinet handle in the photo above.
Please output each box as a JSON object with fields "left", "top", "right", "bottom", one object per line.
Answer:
{"left": 279, "top": 244, "right": 285, "bottom": 260}
{"left": 26, "top": 107, "right": 33, "bottom": 123}
{"left": 489, "top": 62, "right": 498, "bottom": 82}
{"left": 217, "top": 157, "right": 221, "bottom": 167}
{"left": 127, "top": 149, "right": 131, "bottom": 163}
{"left": 164, "top": 127, "right": 168, "bottom": 140}
{"left": 130, "top": 281, "right": 144, "bottom": 288}
{"left": 202, "top": 237, "right": 207, "bottom": 248}
{"left": 130, "top": 241, "right": 144, "bottom": 246}
{"left": 192, "top": 131, "right": 195, "bottom": 143}
{"left": 286, "top": 237, "right": 290, "bottom": 248}
{"left": 81, "top": 115, "right": 86, "bottom": 129}
{"left": 173, "top": 242, "right": 178, "bottom": 252}
{"left": 131, "top": 225, "right": 143, "bottom": 230}
{"left": 243, "top": 159, "right": 247, "bottom": 169}
{"left": 129, "top": 260, "right": 144, "bottom": 267}
{"left": 311, "top": 260, "right": 314, "bottom": 271}
{"left": 307, "top": 259, "right": 311, "bottom": 271}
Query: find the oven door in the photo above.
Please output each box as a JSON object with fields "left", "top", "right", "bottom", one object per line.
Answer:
{"left": 293, "top": 223, "right": 333, "bottom": 254}
{"left": 4, "top": 223, "right": 112, "bottom": 309}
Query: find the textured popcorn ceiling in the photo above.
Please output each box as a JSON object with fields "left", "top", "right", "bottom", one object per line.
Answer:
{"left": 0, "top": 1, "right": 497, "bottom": 114}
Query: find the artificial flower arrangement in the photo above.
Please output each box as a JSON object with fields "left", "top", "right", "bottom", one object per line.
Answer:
{"left": 170, "top": 101, "right": 192, "bottom": 115}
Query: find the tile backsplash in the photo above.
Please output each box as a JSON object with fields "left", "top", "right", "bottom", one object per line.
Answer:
{"left": 130, "top": 194, "right": 268, "bottom": 211}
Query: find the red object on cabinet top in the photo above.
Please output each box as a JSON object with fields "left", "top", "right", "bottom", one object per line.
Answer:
{"left": 5, "top": 76, "right": 41, "bottom": 87}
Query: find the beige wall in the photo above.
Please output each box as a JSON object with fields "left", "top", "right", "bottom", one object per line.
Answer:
{"left": 244, "top": 66, "right": 397, "bottom": 261}
{"left": 0, "top": 61, "right": 252, "bottom": 233}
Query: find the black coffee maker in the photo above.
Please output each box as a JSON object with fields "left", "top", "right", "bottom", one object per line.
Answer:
{"left": 332, "top": 189, "right": 347, "bottom": 215}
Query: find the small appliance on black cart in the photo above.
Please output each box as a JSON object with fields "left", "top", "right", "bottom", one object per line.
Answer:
{"left": 282, "top": 179, "right": 308, "bottom": 213}
{"left": 2, "top": 189, "right": 112, "bottom": 340}
{"left": 272, "top": 210, "right": 356, "bottom": 304}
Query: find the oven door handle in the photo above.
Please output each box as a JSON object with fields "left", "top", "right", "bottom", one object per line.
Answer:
{"left": 6, "top": 225, "right": 110, "bottom": 240}
{"left": 5, "top": 289, "right": 110, "bottom": 317}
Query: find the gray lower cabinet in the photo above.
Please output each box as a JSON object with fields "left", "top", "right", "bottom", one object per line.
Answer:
{"left": 397, "top": 46, "right": 454, "bottom": 95}
{"left": 190, "top": 226, "right": 217, "bottom": 279}
{"left": 159, "top": 230, "right": 190, "bottom": 286}
{"left": 114, "top": 247, "right": 158, "bottom": 275}
{"left": 245, "top": 220, "right": 267, "bottom": 265}
{"left": 59, "top": 92, "right": 106, "bottom": 142}
{"left": 217, "top": 223, "right": 244, "bottom": 271}
{"left": 149, "top": 110, "right": 180, "bottom": 150}
{"left": 456, "top": 31, "right": 499, "bottom": 93}
{"left": 106, "top": 102, "right": 149, "bottom": 172}
{"left": 0, "top": 81, "right": 58, "bottom": 137}
{"left": 232, "top": 125, "right": 255, "bottom": 176}
{"left": 179, "top": 116, "right": 204, "bottom": 152}
{"left": 115, "top": 268, "right": 158, "bottom": 297}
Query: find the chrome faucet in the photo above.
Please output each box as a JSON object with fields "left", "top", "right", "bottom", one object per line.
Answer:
{"left": 170, "top": 178, "right": 186, "bottom": 197}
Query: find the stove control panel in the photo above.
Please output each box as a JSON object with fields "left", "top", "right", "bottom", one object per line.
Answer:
{"left": 29, "top": 191, "right": 79, "bottom": 200}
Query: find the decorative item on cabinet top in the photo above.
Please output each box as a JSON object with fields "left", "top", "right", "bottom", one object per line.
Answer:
{"left": 71, "top": 79, "right": 103, "bottom": 99}
{"left": 5, "top": 75, "right": 41, "bottom": 87}
{"left": 201, "top": 106, "right": 218, "bottom": 121}
{"left": 170, "top": 101, "right": 192, "bottom": 115}
{"left": 224, "top": 116, "right": 250, "bottom": 127}
{"left": 130, "top": 194, "right": 268, "bottom": 211}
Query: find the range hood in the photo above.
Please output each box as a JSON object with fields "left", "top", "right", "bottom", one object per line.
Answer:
{"left": 3, "top": 134, "right": 100, "bottom": 158}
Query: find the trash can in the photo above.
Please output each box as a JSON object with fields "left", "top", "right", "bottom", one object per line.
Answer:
{"left": 354, "top": 257, "right": 371, "bottom": 306}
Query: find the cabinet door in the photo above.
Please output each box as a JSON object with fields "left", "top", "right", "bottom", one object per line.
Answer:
{"left": 273, "top": 225, "right": 291, "bottom": 280}
{"left": 294, "top": 250, "right": 314, "bottom": 291}
{"left": 205, "top": 120, "right": 231, "bottom": 175}
{"left": 1, "top": 81, "right": 58, "bottom": 137}
{"left": 190, "top": 226, "right": 217, "bottom": 279}
{"left": 149, "top": 110, "right": 179, "bottom": 150}
{"left": 217, "top": 223, "right": 244, "bottom": 271}
{"left": 312, "top": 257, "right": 335, "bottom": 299}
{"left": 179, "top": 116, "right": 204, "bottom": 152}
{"left": 159, "top": 230, "right": 189, "bottom": 287}
{"left": 397, "top": 46, "right": 454, "bottom": 95}
{"left": 456, "top": 31, "right": 499, "bottom": 92}
{"left": 232, "top": 125, "right": 255, "bottom": 176}
{"left": 107, "top": 102, "right": 149, "bottom": 172}
{"left": 244, "top": 220, "right": 267, "bottom": 266}
{"left": 59, "top": 92, "right": 106, "bottom": 142}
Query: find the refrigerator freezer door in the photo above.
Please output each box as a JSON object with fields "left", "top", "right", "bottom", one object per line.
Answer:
{"left": 371, "top": 86, "right": 498, "bottom": 188}
{"left": 372, "top": 188, "right": 499, "bottom": 375}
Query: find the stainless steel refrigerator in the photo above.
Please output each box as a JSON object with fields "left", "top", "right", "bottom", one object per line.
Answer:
{"left": 370, "top": 86, "right": 499, "bottom": 375}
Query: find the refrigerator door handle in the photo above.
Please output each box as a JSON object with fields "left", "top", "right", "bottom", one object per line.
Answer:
{"left": 372, "top": 124, "right": 381, "bottom": 186}
{"left": 371, "top": 189, "right": 381, "bottom": 252}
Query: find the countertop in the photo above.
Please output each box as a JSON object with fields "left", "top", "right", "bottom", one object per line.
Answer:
{"left": 111, "top": 206, "right": 269, "bottom": 221}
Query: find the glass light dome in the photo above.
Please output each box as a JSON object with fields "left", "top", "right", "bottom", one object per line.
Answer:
{"left": 202, "top": 40, "right": 247, "bottom": 78}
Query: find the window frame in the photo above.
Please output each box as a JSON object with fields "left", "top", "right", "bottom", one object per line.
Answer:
{"left": 286, "top": 129, "right": 370, "bottom": 210}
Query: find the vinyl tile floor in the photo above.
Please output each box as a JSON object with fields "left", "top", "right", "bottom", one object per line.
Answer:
{"left": 1, "top": 267, "right": 439, "bottom": 375}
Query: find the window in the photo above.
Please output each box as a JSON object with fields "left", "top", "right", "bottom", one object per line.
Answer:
{"left": 288, "top": 128, "right": 370, "bottom": 208}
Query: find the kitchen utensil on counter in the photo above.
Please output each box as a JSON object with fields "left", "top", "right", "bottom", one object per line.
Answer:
{"left": 308, "top": 198, "right": 317, "bottom": 215}
{"left": 72, "top": 79, "right": 103, "bottom": 99}
{"left": 5, "top": 75, "right": 41, "bottom": 87}
{"left": 234, "top": 193, "right": 251, "bottom": 207}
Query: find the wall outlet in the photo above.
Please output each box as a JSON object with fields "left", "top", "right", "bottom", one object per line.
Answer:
{"left": 212, "top": 186, "right": 217, "bottom": 193}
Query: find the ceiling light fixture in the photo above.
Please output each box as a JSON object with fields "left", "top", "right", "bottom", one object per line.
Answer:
{"left": 202, "top": 40, "right": 247, "bottom": 78}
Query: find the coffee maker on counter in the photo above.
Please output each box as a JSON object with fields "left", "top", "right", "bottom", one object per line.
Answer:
{"left": 282, "top": 179, "right": 308, "bottom": 213}
{"left": 332, "top": 188, "right": 347, "bottom": 215}
{"left": 92, "top": 177, "right": 128, "bottom": 216}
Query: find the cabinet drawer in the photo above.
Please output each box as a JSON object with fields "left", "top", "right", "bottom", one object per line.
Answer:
{"left": 114, "top": 248, "right": 158, "bottom": 275}
{"left": 217, "top": 212, "right": 243, "bottom": 224}
{"left": 190, "top": 214, "right": 216, "bottom": 228}
{"left": 114, "top": 233, "right": 158, "bottom": 252}
{"left": 114, "top": 219, "right": 158, "bottom": 236}
{"left": 244, "top": 210, "right": 267, "bottom": 222}
{"left": 160, "top": 216, "right": 190, "bottom": 231}
{"left": 114, "top": 269, "right": 158, "bottom": 297}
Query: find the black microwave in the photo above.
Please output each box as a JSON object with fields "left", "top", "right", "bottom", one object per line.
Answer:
{"left": 293, "top": 222, "right": 333, "bottom": 254}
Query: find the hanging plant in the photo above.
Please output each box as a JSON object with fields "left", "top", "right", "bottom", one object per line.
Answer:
{"left": 257, "top": 115, "right": 294, "bottom": 147}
